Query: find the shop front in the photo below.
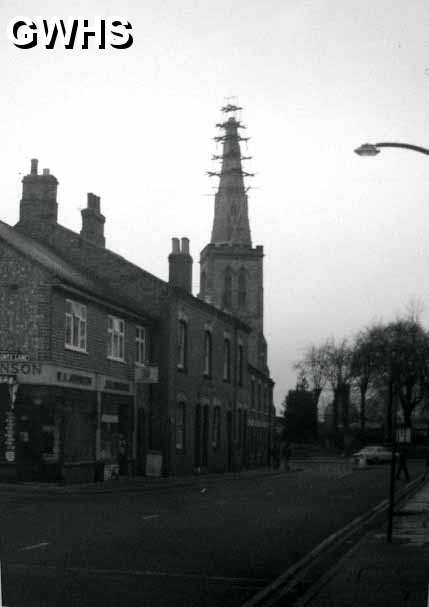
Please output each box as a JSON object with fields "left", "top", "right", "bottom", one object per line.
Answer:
{"left": 0, "top": 360, "right": 136, "bottom": 483}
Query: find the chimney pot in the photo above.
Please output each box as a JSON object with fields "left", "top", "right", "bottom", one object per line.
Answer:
{"left": 30, "top": 159, "right": 38, "bottom": 175}
{"left": 181, "top": 237, "right": 190, "bottom": 255}
{"left": 172, "top": 237, "right": 180, "bottom": 254}
{"left": 42, "top": 168, "right": 50, "bottom": 175}
{"left": 87, "top": 193, "right": 100, "bottom": 212}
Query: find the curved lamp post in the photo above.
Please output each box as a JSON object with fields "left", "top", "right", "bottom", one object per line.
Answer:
{"left": 354, "top": 140, "right": 424, "bottom": 543}
{"left": 355, "top": 142, "right": 429, "bottom": 156}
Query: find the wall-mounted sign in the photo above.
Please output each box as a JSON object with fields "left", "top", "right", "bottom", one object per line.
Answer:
{"left": 135, "top": 365, "right": 159, "bottom": 384}
{"left": 4, "top": 410, "right": 15, "bottom": 462}
{"left": 56, "top": 372, "right": 93, "bottom": 387}
{"left": 0, "top": 352, "right": 30, "bottom": 362}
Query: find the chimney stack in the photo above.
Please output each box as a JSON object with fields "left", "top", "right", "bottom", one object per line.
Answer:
{"left": 168, "top": 237, "right": 193, "bottom": 293}
{"left": 19, "top": 158, "right": 58, "bottom": 228}
{"left": 80, "top": 193, "right": 106, "bottom": 247}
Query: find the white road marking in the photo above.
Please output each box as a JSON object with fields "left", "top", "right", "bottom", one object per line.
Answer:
{"left": 20, "top": 542, "right": 50, "bottom": 551}
{"left": 142, "top": 514, "right": 159, "bottom": 520}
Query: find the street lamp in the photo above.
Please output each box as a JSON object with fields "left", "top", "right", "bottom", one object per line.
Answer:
{"left": 354, "top": 143, "right": 425, "bottom": 542}
{"left": 355, "top": 142, "right": 429, "bottom": 156}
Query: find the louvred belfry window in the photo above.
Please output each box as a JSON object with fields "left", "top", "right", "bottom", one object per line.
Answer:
{"left": 107, "top": 316, "right": 125, "bottom": 361}
{"left": 65, "top": 299, "right": 87, "bottom": 352}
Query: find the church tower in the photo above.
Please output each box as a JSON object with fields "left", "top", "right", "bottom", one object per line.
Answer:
{"left": 199, "top": 105, "right": 268, "bottom": 373}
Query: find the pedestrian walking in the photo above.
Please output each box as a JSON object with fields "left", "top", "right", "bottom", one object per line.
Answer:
{"left": 396, "top": 445, "right": 410, "bottom": 481}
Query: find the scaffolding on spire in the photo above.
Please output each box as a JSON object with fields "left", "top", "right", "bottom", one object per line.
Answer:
{"left": 207, "top": 104, "right": 254, "bottom": 246}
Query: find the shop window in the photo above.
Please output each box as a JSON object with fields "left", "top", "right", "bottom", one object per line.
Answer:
{"left": 135, "top": 326, "right": 147, "bottom": 365}
{"left": 41, "top": 405, "right": 58, "bottom": 461}
{"left": 65, "top": 299, "right": 87, "bottom": 352}
{"left": 63, "top": 400, "right": 95, "bottom": 462}
{"left": 176, "top": 402, "right": 186, "bottom": 452}
{"left": 223, "top": 338, "right": 231, "bottom": 382}
{"left": 212, "top": 406, "right": 221, "bottom": 449}
{"left": 107, "top": 315, "right": 125, "bottom": 361}
{"left": 177, "top": 320, "right": 188, "bottom": 370}
{"left": 203, "top": 331, "right": 212, "bottom": 377}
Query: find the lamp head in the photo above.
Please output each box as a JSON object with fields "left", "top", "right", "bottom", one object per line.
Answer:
{"left": 354, "top": 143, "right": 380, "bottom": 157}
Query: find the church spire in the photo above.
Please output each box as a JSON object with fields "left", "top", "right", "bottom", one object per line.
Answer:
{"left": 208, "top": 105, "right": 253, "bottom": 246}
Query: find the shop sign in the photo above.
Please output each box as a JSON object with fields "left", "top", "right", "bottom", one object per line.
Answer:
{"left": 135, "top": 365, "right": 159, "bottom": 384}
{"left": 56, "top": 371, "right": 93, "bottom": 387}
{"left": 0, "top": 362, "right": 42, "bottom": 376}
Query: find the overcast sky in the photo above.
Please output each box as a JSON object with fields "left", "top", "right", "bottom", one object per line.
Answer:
{"left": 2, "top": 1, "right": 429, "bottom": 410}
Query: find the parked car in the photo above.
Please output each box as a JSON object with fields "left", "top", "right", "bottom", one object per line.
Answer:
{"left": 353, "top": 445, "right": 393, "bottom": 465}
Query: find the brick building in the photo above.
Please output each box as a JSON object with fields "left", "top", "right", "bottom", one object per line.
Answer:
{"left": 0, "top": 108, "right": 274, "bottom": 482}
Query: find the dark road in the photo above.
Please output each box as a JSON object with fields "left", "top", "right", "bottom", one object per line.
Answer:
{"left": 0, "top": 462, "right": 423, "bottom": 607}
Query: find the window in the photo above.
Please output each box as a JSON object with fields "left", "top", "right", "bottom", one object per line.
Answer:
{"left": 223, "top": 268, "right": 232, "bottom": 308}
{"left": 223, "top": 338, "right": 231, "bottom": 381}
{"left": 65, "top": 299, "right": 87, "bottom": 352}
{"left": 177, "top": 320, "right": 188, "bottom": 370}
{"left": 238, "top": 268, "right": 246, "bottom": 307}
{"left": 176, "top": 402, "right": 186, "bottom": 451}
{"left": 107, "top": 315, "right": 125, "bottom": 361}
{"left": 212, "top": 406, "right": 221, "bottom": 449}
{"left": 238, "top": 344, "right": 244, "bottom": 386}
{"left": 135, "top": 326, "right": 147, "bottom": 365}
{"left": 258, "top": 381, "right": 262, "bottom": 410}
{"left": 204, "top": 331, "right": 212, "bottom": 377}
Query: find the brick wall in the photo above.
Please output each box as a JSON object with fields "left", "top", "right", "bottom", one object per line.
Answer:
{"left": 0, "top": 241, "right": 51, "bottom": 359}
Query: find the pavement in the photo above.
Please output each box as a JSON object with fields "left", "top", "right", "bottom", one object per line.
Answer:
{"left": 295, "top": 476, "right": 429, "bottom": 607}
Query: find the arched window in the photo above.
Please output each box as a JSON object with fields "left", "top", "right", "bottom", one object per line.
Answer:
{"left": 238, "top": 268, "right": 247, "bottom": 307}
{"left": 223, "top": 267, "right": 232, "bottom": 308}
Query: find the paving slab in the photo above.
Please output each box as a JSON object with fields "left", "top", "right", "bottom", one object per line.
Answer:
{"left": 298, "top": 481, "right": 429, "bottom": 607}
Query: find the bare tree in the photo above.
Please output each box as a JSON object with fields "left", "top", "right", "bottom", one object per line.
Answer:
{"left": 293, "top": 344, "right": 328, "bottom": 408}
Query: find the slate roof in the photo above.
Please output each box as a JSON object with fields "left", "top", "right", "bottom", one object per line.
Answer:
{"left": 0, "top": 220, "right": 155, "bottom": 323}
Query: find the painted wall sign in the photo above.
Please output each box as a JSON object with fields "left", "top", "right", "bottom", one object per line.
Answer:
{"left": 56, "top": 372, "right": 93, "bottom": 387}
{"left": 0, "top": 352, "right": 30, "bottom": 362}
{"left": 0, "top": 362, "right": 42, "bottom": 376}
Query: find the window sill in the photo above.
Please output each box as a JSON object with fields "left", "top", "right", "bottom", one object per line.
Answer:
{"left": 65, "top": 345, "right": 88, "bottom": 354}
{"left": 107, "top": 356, "right": 126, "bottom": 364}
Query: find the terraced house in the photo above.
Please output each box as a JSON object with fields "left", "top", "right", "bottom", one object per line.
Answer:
{"left": 0, "top": 108, "right": 274, "bottom": 482}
